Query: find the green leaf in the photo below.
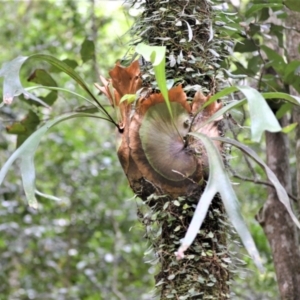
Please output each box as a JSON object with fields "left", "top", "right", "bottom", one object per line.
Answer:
{"left": 275, "top": 103, "right": 293, "bottom": 119}
{"left": 261, "top": 45, "right": 286, "bottom": 75}
{"left": 231, "top": 61, "right": 252, "bottom": 77}
{"left": 135, "top": 43, "right": 173, "bottom": 120}
{"left": 281, "top": 122, "right": 298, "bottom": 133}
{"left": 258, "top": 7, "right": 270, "bottom": 21}
{"left": 248, "top": 55, "right": 263, "bottom": 75}
{"left": 248, "top": 24, "right": 261, "bottom": 37}
{"left": 6, "top": 122, "right": 26, "bottom": 134}
{"left": 6, "top": 110, "right": 41, "bottom": 147}
{"left": 176, "top": 133, "right": 264, "bottom": 273}
{"left": 16, "top": 110, "right": 40, "bottom": 147}
{"left": 234, "top": 39, "right": 258, "bottom": 53}
{"left": 245, "top": 3, "right": 282, "bottom": 18}
{"left": 120, "top": 94, "right": 136, "bottom": 104}
{"left": 284, "top": 0, "right": 300, "bottom": 12}
{"left": 80, "top": 38, "right": 95, "bottom": 63}
{"left": 283, "top": 61, "right": 300, "bottom": 90}
{"left": 214, "top": 137, "right": 300, "bottom": 230}
{"left": 27, "top": 69, "right": 58, "bottom": 106}
{"left": 270, "top": 24, "right": 284, "bottom": 48}
{"left": 0, "top": 112, "right": 101, "bottom": 208}
{"left": 284, "top": 61, "right": 300, "bottom": 78}
{"left": 28, "top": 69, "right": 57, "bottom": 87}
{"left": 39, "top": 91, "right": 58, "bottom": 106}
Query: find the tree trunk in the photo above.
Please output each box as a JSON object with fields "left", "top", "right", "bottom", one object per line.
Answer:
{"left": 257, "top": 119, "right": 300, "bottom": 299}
{"left": 98, "top": 0, "right": 232, "bottom": 298}
{"left": 286, "top": 9, "right": 300, "bottom": 210}
{"left": 130, "top": 1, "right": 231, "bottom": 299}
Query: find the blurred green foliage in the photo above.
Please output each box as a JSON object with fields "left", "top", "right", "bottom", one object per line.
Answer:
{"left": 0, "top": 1, "right": 154, "bottom": 299}
{"left": 1, "top": 0, "right": 299, "bottom": 299}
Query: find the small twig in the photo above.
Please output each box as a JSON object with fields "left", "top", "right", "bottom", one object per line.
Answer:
{"left": 181, "top": 0, "right": 190, "bottom": 13}
{"left": 228, "top": 166, "right": 298, "bottom": 202}
{"left": 171, "top": 170, "right": 197, "bottom": 184}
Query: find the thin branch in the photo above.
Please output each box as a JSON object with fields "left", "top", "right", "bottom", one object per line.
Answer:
{"left": 228, "top": 166, "right": 298, "bottom": 203}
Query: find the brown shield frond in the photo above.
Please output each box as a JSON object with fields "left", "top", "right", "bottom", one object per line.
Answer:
{"left": 96, "top": 60, "right": 224, "bottom": 199}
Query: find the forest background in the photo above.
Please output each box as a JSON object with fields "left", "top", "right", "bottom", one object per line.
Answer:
{"left": 0, "top": 0, "right": 298, "bottom": 299}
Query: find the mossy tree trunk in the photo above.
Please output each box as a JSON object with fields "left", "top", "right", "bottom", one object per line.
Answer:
{"left": 98, "top": 0, "right": 232, "bottom": 298}
{"left": 130, "top": 1, "right": 232, "bottom": 299}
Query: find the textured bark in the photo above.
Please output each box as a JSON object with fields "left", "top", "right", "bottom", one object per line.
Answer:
{"left": 257, "top": 116, "right": 300, "bottom": 299}
{"left": 99, "top": 0, "right": 232, "bottom": 298}
{"left": 286, "top": 9, "right": 300, "bottom": 210}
